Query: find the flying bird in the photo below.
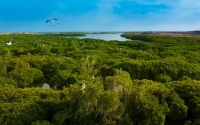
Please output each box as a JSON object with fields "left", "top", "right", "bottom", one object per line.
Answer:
{"left": 52, "top": 23, "right": 59, "bottom": 26}
{"left": 46, "top": 20, "right": 53, "bottom": 23}
{"left": 46, "top": 18, "right": 58, "bottom": 23}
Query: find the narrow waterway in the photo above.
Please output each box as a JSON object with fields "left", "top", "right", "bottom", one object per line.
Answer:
{"left": 67, "top": 33, "right": 130, "bottom": 41}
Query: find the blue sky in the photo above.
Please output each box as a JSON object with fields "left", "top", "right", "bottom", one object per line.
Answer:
{"left": 0, "top": 0, "right": 200, "bottom": 32}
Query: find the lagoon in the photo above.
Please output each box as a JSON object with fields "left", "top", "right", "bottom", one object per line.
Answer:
{"left": 67, "top": 33, "right": 130, "bottom": 41}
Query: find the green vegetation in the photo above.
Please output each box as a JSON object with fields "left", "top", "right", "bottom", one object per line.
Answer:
{"left": 1, "top": 33, "right": 200, "bottom": 124}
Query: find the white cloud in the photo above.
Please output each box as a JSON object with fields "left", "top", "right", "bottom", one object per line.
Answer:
{"left": 129, "top": 0, "right": 176, "bottom": 6}
{"left": 180, "top": 0, "right": 200, "bottom": 8}
{"left": 96, "top": 0, "right": 122, "bottom": 12}
{"left": 62, "top": 0, "right": 200, "bottom": 31}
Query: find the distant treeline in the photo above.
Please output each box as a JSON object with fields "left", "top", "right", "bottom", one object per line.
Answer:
{"left": 121, "top": 32, "right": 200, "bottom": 40}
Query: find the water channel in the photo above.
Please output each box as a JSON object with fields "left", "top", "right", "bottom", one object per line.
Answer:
{"left": 67, "top": 33, "right": 130, "bottom": 41}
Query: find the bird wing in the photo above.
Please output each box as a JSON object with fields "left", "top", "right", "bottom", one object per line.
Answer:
{"left": 53, "top": 18, "right": 58, "bottom": 20}
{"left": 46, "top": 20, "right": 52, "bottom": 23}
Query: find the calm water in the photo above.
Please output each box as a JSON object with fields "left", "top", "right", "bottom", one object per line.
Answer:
{"left": 68, "top": 33, "right": 130, "bottom": 41}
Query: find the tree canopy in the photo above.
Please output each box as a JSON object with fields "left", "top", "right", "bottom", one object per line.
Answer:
{"left": 0, "top": 33, "right": 200, "bottom": 124}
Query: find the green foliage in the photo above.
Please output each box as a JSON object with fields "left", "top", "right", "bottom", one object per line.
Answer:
{"left": 8, "top": 68, "right": 44, "bottom": 87}
{"left": 59, "top": 79, "right": 104, "bottom": 125}
{"left": 6, "top": 58, "right": 30, "bottom": 72}
{"left": 0, "top": 102, "right": 46, "bottom": 125}
{"left": 126, "top": 80, "right": 170, "bottom": 125}
{"left": 115, "top": 59, "right": 200, "bottom": 81}
{"left": 189, "top": 97, "right": 200, "bottom": 119}
{"left": 96, "top": 90, "right": 124, "bottom": 125}
{"left": 165, "top": 90, "right": 188, "bottom": 121}
{"left": 31, "top": 120, "right": 53, "bottom": 125}
{"left": 41, "top": 56, "right": 78, "bottom": 80}
{"left": 155, "top": 74, "right": 172, "bottom": 83}
{"left": 1, "top": 33, "right": 200, "bottom": 124}
{"left": 0, "top": 77, "right": 18, "bottom": 88}
{"left": 184, "top": 119, "right": 200, "bottom": 125}
{"left": 34, "top": 45, "right": 51, "bottom": 55}
{"left": 0, "top": 47, "right": 12, "bottom": 56}
{"left": 0, "top": 84, "right": 22, "bottom": 103}
{"left": 49, "top": 70, "right": 84, "bottom": 89}
{"left": 104, "top": 69, "right": 133, "bottom": 101}
{"left": 0, "top": 61, "right": 7, "bottom": 76}
{"left": 128, "top": 90, "right": 167, "bottom": 125}
{"left": 167, "top": 80, "right": 200, "bottom": 121}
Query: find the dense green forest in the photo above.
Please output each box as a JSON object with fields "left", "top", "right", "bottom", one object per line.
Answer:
{"left": 1, "top": 33, "right": 200, "bottom": 124}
